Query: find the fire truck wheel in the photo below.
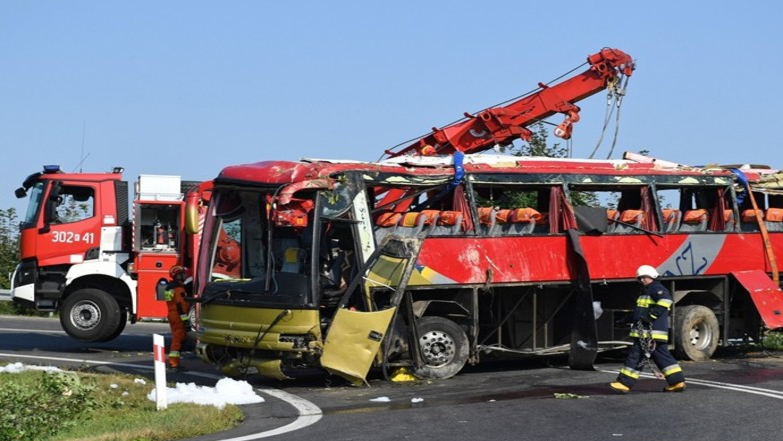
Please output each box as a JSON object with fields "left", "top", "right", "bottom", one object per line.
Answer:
{"left": 672, "top": 305, "right": 719, "bottom": 361}
{"left": 95, "top": 309, "right": 128, "bottom": 343}
{"left": 413, "top": 316, "right": 469, "bottom": 380}
{"left": 60, "top": 289, "right": 123, "bottom": 343}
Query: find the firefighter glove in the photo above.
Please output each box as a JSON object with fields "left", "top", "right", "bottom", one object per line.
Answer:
{"left": 164, "top": 289, "right": 174, "bottom": 302}
{"left": 639, "top": 315, "right": 653, "bottom": 324}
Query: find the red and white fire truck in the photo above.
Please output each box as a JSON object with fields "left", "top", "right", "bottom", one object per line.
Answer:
{"left": 185, "top": 48, "right": 783, "bottom": 384}
{"left": 11, "top": 167, "right": 212, "bottom": 342}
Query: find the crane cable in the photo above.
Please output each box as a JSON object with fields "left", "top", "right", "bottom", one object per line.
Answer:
{"left": 605, "top": 74, "right": 631, "bottom": 160}
{"left": 588, "top": 74, "right": 630, "bottom": 159}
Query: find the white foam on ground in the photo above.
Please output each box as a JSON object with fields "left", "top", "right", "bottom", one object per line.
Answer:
{"left": 147, "top": 377, "right": 265, "bottom": 409}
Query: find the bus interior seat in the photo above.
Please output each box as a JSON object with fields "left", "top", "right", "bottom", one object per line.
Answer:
{"left": 478, "top": 207, "right": 496, "bottom": 235}
{"left": 491, "top": 209, "right": 512, "bottom": 236}
{"left": 606, "top": 209, "right": 620, "bottom": 233}
{"left": 661, "top": 208, "right": 681, "bottom": 233}
{"left": 614, "top": 209, "right": 644, "bottom": 233}
{"left": 419, "top": 209, "right": 441, "bottom": 235}
{"left": 724, "top": 209, "right": 736, "bottom": 232}
{"left": 507, "top": 208, "right": 541, "bottom": 234}
{"left": 433, "top": 210, "right": 463, "bottom": 235}
{"left": 397, "top": 212, "right": 424, "bottom": 236}
{"left": 741, "top": 209, "right": 764, "bottom": 232}
{"left": 765, "top": 208, "right": 783, "bottom": 231}
{"left": 680, "top": 209, "right": 709, "bottom": 232}
{"left": 374, "top": 212, "right": 402, "bottom": 243}
{"left": 281, "top": 247, "right": 306, "bottom": 273}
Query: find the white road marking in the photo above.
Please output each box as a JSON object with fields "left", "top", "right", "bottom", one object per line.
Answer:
{"left": 0, "top": 327, "right": 66, "bottom": 334}
{"left": 0, "top": 352, "right": 323, "bottom": 439}
{"left": 601, "top": 369, "right": 783, "bottom": 399}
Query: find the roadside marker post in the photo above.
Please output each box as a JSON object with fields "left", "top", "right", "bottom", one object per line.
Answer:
{"left": 153, "top": 334, "right": 168, "bottom": 410}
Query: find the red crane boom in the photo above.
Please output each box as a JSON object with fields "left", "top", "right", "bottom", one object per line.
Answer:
{"left": 387, "top": 48, "right": 634, "bottom": 158}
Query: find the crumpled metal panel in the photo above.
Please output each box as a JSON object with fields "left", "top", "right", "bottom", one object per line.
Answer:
{"left": 732, "top": 270, "right": 783, "bottom": 329}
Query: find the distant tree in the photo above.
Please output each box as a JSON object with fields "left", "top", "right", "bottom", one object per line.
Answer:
{"left": 0, "top": 208, "right": 19, "bottom": 289}
{"left": 507, "top": 123, "right": 598, "bottom": 207}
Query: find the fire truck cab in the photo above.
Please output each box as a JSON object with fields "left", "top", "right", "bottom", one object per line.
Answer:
{"left": 12, "top": 165, "right": 195, "bottom": 342}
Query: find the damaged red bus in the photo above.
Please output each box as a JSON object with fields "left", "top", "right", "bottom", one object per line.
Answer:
{"left": 188, "top": 152, "right": 783, "bottom": 384}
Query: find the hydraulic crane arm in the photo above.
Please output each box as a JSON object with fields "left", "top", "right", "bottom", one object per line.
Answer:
{"left": 387, "top": 48, "right": 634, "bottom": 158}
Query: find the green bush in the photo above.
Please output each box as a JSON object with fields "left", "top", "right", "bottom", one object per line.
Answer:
{"left": 761, "top": 330, "right": 783, "bottom": 351}
{"left": 0, "top": 300, "right": 51, "bottom": 317}
{"left": 0, "top": 372, "right": 96, "bottom": 441}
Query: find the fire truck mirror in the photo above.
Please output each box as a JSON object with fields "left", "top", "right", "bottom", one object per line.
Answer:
{"left": 185, "top": 196, "right": 200, "bottom": 234}
{"left": 15, "top": 187, "right": 26, "bottom": 198}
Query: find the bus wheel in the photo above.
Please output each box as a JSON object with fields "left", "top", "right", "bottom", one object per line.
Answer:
{"left": 673, "top": 305, "right": 719, "bottom": 361}
{"left": 60, "top": 289, "right": 122, "bottom": 343}
{"left": 413, "top": 317, "right": 469, "bottom": 380}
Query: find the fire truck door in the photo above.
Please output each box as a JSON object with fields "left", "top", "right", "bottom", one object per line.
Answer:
{"left": 321, "top": 237, "right": 423, "bottom": 385}
{"left": 732, "top": 270, "right": 783, "bottom": 329}
{"left": 36, "top": 183, "right": 101, "bottom": 266}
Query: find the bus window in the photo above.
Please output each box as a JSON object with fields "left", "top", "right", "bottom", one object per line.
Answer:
{"left": 568, "top": 185, "right": 658, "bottom": 234}
{"left": 370, "top": 184, "right": 473, "bottom": 237}
{"left": 471, "top": 185, "right": 552, "bottom": 235}
{"left": 656, "top": 186, "right": 734, "bottom": 233}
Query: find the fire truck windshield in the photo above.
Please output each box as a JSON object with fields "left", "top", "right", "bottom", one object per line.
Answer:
{"left": 21, "top": 181, "right": 45, "bottom": 229}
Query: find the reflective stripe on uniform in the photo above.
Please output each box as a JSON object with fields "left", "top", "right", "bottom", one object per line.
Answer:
{"left": 662, "top": 364, "right": 683, "bottom": 376}
{"left": 651, "top": 330, "right": 668, "bottom": 341}
{"left": 656, "top": 298, "right": 673, "bottom": 309}
{"left": 636, "top": 296, "right": 653, "bottom": 307}
{"left": 620, "top": 367, "right": 641, "bottom": 379}
{"left": 630, "top": 329, "right": 669, "bottom": 341}
{"left": 168, "top": 351, "right": 180, "bottom": 358}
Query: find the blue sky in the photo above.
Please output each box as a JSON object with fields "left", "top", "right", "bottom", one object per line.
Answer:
{"left": 1, "top": 1, "right": 781, "bottom": 214}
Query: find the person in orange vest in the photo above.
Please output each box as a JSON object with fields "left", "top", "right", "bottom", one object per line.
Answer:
{"left": 163, "top": 265, "right": 191, "bottom": 370}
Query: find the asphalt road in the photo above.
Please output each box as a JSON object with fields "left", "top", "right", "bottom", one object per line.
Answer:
{"left": 2, "top": 315, "right": 783, "bottom": 441}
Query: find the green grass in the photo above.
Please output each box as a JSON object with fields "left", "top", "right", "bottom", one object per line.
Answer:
{"left": 0, "top": 367, "right": 244, "bottom": 441}
{"left": 761, "top": 330, "right": 783, "bottom": 351}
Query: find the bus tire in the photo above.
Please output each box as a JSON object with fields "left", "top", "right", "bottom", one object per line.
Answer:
{"left": 673, "top": 305, "right": 719, "bottom": 361}
{"left": 60, "top": 288, "right": 122, "bottom": 343}
{"left": 412, "top": 316, "right": 469, "bottom": 380}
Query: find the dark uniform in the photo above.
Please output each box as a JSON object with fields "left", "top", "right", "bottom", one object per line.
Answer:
{"left": 616, "top": 280, "right": 685, "bottom": 389}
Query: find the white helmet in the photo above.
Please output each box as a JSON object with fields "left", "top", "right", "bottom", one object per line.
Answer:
{"left": 636, "top": 265, "right": 659, "bottom": 279}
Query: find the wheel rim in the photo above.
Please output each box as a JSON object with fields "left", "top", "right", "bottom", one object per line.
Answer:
{"left": 688, "top": 320, "right": 713, "bottom": 350}
{"left": 71, "top": 301, "right": 101, "bottom": 330}
{"left": 419, "top": 329, "right": 456, "bottom": 366}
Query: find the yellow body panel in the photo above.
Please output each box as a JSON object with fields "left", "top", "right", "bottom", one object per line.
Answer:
{"left": 198, "top": 305, "right": 321, "bottom": 351}
{"left": 320, "top": 307, "right": 397, "bottom": 386}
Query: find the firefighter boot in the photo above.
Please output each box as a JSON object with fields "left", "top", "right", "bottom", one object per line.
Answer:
{"left": 609, "top": 382, "right": 630, "bottom": 393}
{"left": 663, "top": 381, "right": 686, "bottom": 392}
{"left": 168, "top": 351, "right": 182, "bottom": 371}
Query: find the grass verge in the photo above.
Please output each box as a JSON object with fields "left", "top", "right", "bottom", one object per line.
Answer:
{"left": 0, "top": 367, "right": 244, "bottom": 441}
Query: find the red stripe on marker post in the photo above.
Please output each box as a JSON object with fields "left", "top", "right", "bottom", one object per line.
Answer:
{"left": 153, "top": 334, "right": 167, "bottom": 410}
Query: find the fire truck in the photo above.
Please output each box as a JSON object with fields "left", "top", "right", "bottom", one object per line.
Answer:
{"left": 186, "top": 48, "right": 783, "bottom": 384}
{"left": 11, "top": 167, "right": 211, "bottom": 342}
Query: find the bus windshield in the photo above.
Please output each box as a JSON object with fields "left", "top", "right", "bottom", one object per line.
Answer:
{"left": 199, "top": 188, "right": 315, "bottom": 306}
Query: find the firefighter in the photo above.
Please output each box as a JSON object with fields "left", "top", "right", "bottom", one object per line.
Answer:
{"left": 163, "top": 265, "right": 191, "bottom": 370}
{"left": 610, "top": 265, "right": 686, "bottom": 393}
